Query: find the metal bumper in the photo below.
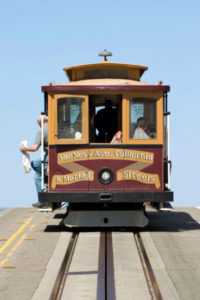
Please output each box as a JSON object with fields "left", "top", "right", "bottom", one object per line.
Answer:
{"left": 63, "top": 210, "right": 149, "bottom": 228}
{"left": 39, "top": 191, "right": 173, "bottom": 204}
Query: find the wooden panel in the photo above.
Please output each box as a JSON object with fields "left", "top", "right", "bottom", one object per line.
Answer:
{"left": 72, "top": 70, "right": 84, "bottom": 81}
{"left": 49, "top": 146, "right": 163, "bottom": 192}
{"left": 128, "top": 69, "right": 140, "bottom": 80}
{"left": 122, "top": 96, "right": 128, "bottom": 144}
{"left": 48, "top": 93, "right": 54, "bottom": 145}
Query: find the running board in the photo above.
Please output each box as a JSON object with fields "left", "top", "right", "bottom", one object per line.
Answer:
{"left": 63, "top": 210, "right": 149, "bottom": 228}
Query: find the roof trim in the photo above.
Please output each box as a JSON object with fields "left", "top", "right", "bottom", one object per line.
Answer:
{"left": 63, "top": 61, "right": 148, "bottom": 72}
{"left": 42, "top": 85, "right": 170, "bottom": 93}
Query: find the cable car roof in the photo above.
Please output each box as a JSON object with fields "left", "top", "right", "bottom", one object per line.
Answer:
{"left": 60, "top": 78, "right": 149, "bottom": 86}
{"left": 42, "top": 59, "right": 170, "bottom": 92}
{"left": 63, "top": 61, "right": 148, "bottom": 81}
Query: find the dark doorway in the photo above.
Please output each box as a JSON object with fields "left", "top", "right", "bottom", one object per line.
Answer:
{"left": 89, "top": 94, "right": 122, "bottom": 143}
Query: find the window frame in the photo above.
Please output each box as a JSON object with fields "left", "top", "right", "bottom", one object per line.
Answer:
{"left": 123, "top": 92, "right": 163, "bottom": 144}
{"left": 49, "top": 93, "right": 89, "bottom": 144}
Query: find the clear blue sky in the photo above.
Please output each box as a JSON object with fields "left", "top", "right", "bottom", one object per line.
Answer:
{"left": 1, "top": 0, "right": 199, "bottom": 207}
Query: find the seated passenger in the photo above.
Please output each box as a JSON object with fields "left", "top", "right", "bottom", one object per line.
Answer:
{"left": 95, "top": 100, "right": 118, "bottom": 142}
{"left": 133, "top": 117, "right": 150, "bottom": 139}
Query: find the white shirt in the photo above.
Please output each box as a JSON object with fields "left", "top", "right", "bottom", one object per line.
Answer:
{"left": 133, "top": 128, "right": 150, "bottom": 139}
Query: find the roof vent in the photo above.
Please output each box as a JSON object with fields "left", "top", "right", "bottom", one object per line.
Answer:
{"left": 98, "top": 49, "right": 112, "bottom": 61}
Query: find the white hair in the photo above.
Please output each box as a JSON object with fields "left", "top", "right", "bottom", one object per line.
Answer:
{"left": 37, "top": 114, "right": 48, "bottom": 123}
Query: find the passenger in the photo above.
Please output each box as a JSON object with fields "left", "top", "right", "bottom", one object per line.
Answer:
{"left": 95, "top": 100, "right": 118, "bottom": 142}
{"left": 110, "top": 131, "right": 122, "bottom": 144}
{"left": 133, "top": 117, "right": 150, "bottom": 139}
{"left": 20, "top": 114, "right": 50, "bottom": 210}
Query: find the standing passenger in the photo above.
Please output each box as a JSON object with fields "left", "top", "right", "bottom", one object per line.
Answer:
{"left": 95, "top": 100, "right": 118, "bottom": 142}
{"left": 20, "top": 114, "right": 50, "bottom": 210}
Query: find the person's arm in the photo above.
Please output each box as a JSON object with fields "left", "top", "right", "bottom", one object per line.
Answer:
{"left": 20, "top": 144, "right": 39, "bottom": 153}
{"left": 20, "top": 129, "right": 41, "bottom": 153}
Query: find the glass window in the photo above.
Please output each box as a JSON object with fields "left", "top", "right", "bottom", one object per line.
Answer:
{"left": 84, "top": 69, "right": 105, "bottom": 79}
{"left": 57, "top": 97, "right": 83, "bottom": 139}
{"left": 107, "top": 69, "right": 128, "bottom": 79}
{"left": 129, "top": 98, "right": 157, "bottom": 139}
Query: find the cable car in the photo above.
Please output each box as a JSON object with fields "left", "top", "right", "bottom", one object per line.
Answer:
{"left": 40, "top": 51, "right": 173, "bottom": 227}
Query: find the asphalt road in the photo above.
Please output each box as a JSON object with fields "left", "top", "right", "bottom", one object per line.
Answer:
{"left": 0, "top": 206, "right": 199, "bottom": 300}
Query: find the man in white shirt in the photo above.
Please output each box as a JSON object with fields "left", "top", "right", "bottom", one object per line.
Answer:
{"left": 20, "top": 114, "right": 50, "bottom": 210}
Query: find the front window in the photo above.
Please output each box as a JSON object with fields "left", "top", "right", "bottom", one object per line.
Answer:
{"left": 129, "top": 98, "right": 157, "bottom": 139}
{"left": 57, "top": 97, "right": 83, "bottom": 139}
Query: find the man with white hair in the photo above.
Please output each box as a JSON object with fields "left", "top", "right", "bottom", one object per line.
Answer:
{"left": 20, "top": 114, "right": 49, "bottom": 210}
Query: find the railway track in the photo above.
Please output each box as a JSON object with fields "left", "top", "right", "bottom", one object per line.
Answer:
{"left": 134, "top": 232, "right": 163, "bottom": 300}
{"left": 49, "top": 232, "right": 163, "bottom": 300}
{"left": 50, "top": 232, "right": 79, "bottom": 300}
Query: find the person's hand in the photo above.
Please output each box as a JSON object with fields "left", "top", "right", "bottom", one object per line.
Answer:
{"left": 20, "top": 146, "right": 26, "bottom": 153}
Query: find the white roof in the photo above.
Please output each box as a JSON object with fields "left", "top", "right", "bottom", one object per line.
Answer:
{"left": 59, "top": 78, "right": 149, "bottom": 86}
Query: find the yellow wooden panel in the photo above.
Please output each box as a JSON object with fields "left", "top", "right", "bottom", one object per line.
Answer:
{"left": 122, "top": 96, "right": 128, "bottom": 144}
{"left": 127, "top": 69, "right": 140, "bottom": 80}
{"left": 72, "top": 70, "right": 84, "bottom": 81}
{"left": 48, "top": 93, "right": 55, "bottom": 145}
{"left": 157, "top": 95, "right": 163, "bottom": 143}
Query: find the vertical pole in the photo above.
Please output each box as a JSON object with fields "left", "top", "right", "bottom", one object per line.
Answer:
{"left": 41, "top": 113, "right": 44, "bottom": 191}
{"left": 167, "top": 114, "right": 171, "bottom": 190}
{"left": 164, "top": 92, "right": 171, "bottom": 191}
{"left": 164, "top": 92, "right": 168, "bottom": 113}
{"left": 44, "top": 92, "right": 48, "bottom": 115}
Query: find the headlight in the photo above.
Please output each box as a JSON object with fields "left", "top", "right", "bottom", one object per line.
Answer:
{"left": 101, "top": 171, "right": 111, "bottom": 181}
{"left": 98, "top": 168, "right": 114, "bottom": 185}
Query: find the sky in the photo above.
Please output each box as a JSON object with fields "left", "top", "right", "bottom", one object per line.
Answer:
{"left": 0, "top": 0, "right": 200, "bottom": 207}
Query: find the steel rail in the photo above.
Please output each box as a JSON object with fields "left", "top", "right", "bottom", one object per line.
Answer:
{"left": 134, "top": 232, "right": 163, "bottom": 300}
{"left": 105, "top": 232, "right": 108, "bottom": 300}
{"left": 49, "top": 232, "right": 79, "bottom": 300}
{"left": 105, "top": 232, "right": 116, "bottom": 300}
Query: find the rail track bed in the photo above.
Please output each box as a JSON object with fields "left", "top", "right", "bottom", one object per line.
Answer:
{"left": 0, "top": 207, "right": 200, "bottom": 300}
{"left": 50, "top": 231, "right": 163, "bottom": 300}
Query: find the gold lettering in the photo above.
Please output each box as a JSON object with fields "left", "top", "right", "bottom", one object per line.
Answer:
{"left": 51, "top": 171, "right": 94, "bottom": 188}
{"left": 57, "top": 148, "right": 154, "bottom": 164}
{"left": 123, "top": 171, "right": 128, "bottom": 178}
{"left": 118, "top": 169, "right": 160, "bottom": 189}
{"left": 56, "top": 176, "right": 62, "bottom": 183}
